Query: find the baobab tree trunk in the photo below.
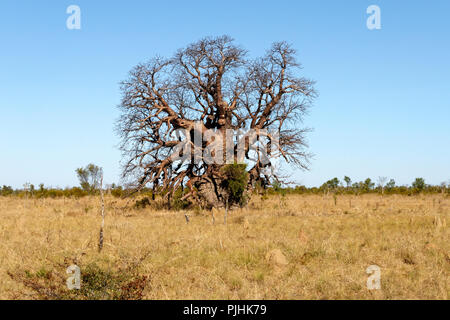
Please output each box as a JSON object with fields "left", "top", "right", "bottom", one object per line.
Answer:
{"left": 195, "top": 180, "right": 250, "bottom": 209}
{"left": 196, "top": 179, "right": 226, "bottom": 209}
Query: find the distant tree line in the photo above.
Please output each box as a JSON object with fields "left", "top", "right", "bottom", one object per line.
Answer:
{"left": 1, "top": 175, "right": 448, "bottom": 199}
{"left": 268, "top": 177, "right": 450, "bottom": 196}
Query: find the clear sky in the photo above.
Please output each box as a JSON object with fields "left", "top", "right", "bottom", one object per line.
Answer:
{"left": 0, "top": 0, "right": 449, "bottom": 189}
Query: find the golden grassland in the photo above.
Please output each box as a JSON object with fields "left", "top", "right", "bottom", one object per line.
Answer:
{"left": 0, "top": 193, "right": 448, "bottom": 300}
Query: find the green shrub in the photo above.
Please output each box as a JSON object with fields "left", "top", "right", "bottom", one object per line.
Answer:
{"left": 0, "top": 185, "right": 14, "bottom": 196}
{"left": 8, "top": 261, "right": 150, "bottom": 300}
{"left": 220, "top": 163, "right": 249, "bottom": 207}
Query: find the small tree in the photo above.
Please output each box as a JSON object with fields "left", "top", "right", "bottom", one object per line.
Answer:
{"left": 362, "top": 178, "right": 375, "bottom": 193}
{"left": 320, "top": 177, "right": 340, "bottom": 196}
{"left": 344, "top": 176, "right": 352, "bottom": 188}
{"left": 412, "top": 177, "right": 426, "bottom": 193}
{"left": 386, "top": 179, "right": 396, "bottom": 192}
{"left": 23, "top": 182, "right": 31, "bottom": 198}
{"left": 377, "top": 176, "right": 388, "bottom": 194}
{"left": 327, "top": 178, "right": 340, "bottom": 190}
{"left": 76, "top": 164, "right": 103, "bottom": 193}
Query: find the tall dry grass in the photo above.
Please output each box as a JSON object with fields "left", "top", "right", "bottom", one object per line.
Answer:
{"left": 0, "top": 194, "right": 448, "bottom": 299}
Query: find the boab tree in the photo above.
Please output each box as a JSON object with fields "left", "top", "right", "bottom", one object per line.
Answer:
{"left": 117, "top": 36, "right": 316, "bottom": 208}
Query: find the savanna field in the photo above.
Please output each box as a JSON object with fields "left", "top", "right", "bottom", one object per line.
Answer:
{"left": 0, "top": 194, "right": 448, "bottom": 300}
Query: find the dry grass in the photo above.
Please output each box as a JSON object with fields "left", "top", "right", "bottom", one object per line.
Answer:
{"left": 0, "top": 194, "right": 448, "bottom": 300}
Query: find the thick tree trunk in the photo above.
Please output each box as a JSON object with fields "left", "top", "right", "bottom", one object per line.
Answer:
{"left": 196, "top": 179, "right": 225, "bottom": 209}
{"left": 195, "top": 177, "right": 251, "bottom": 210}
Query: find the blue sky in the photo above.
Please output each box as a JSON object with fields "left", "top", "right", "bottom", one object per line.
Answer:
{"left": 0, "top": 0, "right": 449, "bottom": 188}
